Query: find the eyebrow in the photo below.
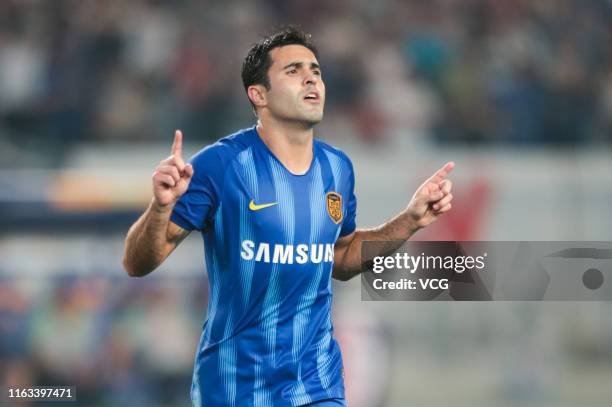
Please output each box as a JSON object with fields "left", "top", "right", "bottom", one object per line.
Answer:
{"left": 282, "top": 62, "right": 321, "bottom": 71}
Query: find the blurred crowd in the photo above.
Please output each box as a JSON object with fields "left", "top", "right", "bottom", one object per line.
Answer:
{"left": 1, "top": 0, "right": 611, "bottom": 168}
{"left": 1, "top": 276, "right": 208, "bottom": 406}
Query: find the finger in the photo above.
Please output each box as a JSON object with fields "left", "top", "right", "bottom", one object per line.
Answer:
{"left": 432, "top": 194, "right": 453, "bottom": 210}
{"left": 157, "top": 165, "right": 181, "bottom": 183}
{"left": 155, "top": 173, "right": 176, "bottom": 188}
{"left": 174, "top": 155, "right": 186, "bottom": 172}
{"left": 440, "top": 179, "right": 453, "bottom": 194}
{"left": 434, "top": 203, "right": 452, "bottom": 213}
{"left": 171, "top": 130, "right": 183, "bottom": 158}
{"left": 160, "top": 155, "right": 186, "bottom": 171}
{"left": 426, "top": 190, "right": 444, "bottom": 203}
{"left": 162, "top": 154, "right": 186, "bottom": 172}
{"left": 427, "top": 161, "right": 455, "bottom": 185}
{"left": 184, "top": 163, "right": 194, "bottom": 179}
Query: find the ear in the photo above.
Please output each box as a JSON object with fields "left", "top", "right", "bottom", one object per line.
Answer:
{"left": 247, "top": 85, "right": 267, "bottom": 109}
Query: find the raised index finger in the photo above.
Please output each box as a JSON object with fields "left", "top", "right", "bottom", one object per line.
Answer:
{"left": 428, "top": 161, "right": 455, "bottom": 184}
{"left": 171, "top": 130, "right": 183, "bottom": 158}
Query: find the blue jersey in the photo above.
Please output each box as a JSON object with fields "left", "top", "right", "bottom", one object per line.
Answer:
{"left": 170, "top": 126, "right": 357, "bottom": 406}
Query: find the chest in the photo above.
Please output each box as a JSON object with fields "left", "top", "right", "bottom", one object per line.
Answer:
{"left": 224, "top": 163, "right": 344, "bottom": 243}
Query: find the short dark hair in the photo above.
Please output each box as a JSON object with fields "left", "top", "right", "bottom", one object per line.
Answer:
{"left": 241, "top": 26, "right": 319, "bottom": 110}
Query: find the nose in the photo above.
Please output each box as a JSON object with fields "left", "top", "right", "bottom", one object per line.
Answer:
{"left": 304, "top": 72, "right": 318, "bottom": 86}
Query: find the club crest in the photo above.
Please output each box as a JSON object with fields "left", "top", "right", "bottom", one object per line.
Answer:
{"left": 326, "top": 192, "right": 343, "bottom": 224}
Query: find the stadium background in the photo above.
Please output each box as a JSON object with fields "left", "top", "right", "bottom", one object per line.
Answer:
{"left": 1, "top": 0, "right": 612, "bottom": 406}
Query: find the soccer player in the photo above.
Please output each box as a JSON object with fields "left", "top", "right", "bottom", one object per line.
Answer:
{"left": 123, "top": 27, "right": 454, "bottom": 406}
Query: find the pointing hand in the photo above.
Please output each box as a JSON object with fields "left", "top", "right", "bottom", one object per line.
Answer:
{"left": 405, "top": 162, "right": 455, "bottom": 229}
{"left": 152, "top": 130, "right": 194, "bottom": 207}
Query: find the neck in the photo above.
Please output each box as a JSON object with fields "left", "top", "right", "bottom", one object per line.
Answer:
{"left": 256, "top": 117, "right": 314, "bottom": 175}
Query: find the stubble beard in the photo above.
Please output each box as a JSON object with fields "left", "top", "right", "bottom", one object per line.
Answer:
{"left": 296, "top": 97, "right": 325, "bottom": 127}
{"left": 273, "top": 102, "right": 324, "bottom": 129}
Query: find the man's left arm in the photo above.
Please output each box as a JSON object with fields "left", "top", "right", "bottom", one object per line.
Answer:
{"left": 333, "top": 162, "right": 455, "bottom": 281}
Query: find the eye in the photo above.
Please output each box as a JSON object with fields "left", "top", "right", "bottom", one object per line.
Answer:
{"left": 287, "top": 69, "right": 297, "bottom": 74}
{"left": 313, "top": 70, "right": 321, "bottom": 76}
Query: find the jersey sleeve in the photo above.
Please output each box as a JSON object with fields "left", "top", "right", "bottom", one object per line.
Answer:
{"left": 340, "top": 158, "right": 357, "bottom": 237}
{"left": 170, "top": 144, "right": 228, "bottom": 232}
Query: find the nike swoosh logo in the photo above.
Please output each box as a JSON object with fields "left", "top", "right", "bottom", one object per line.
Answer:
{"left": 249, "top": 200, "right": 278, "bottom": 211}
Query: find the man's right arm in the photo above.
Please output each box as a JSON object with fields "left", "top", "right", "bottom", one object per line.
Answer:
{"left": 122, "top": 200, "right": 189, "bottom": 277}
{"left": 122, "top": 130, "right": 194, "bottom": 277}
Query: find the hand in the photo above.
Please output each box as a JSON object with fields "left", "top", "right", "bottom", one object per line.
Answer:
{"left": 405, "top": 162, "right": 455, "bottom": 229}
{"left": 152, "top": 130, "right": 194, "bottom": 207}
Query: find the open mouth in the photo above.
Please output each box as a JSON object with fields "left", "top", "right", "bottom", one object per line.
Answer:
{"left": 303, "top": 92, "right": 320, "bottom": 103}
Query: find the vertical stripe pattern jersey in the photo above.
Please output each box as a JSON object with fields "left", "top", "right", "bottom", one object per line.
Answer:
{"left": 171, "top": 126, "right": 357, "bottom": 406}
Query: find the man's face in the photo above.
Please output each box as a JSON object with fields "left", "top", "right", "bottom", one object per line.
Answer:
{"left": 262, "top": 44, "right": 325, "bottom": 126}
